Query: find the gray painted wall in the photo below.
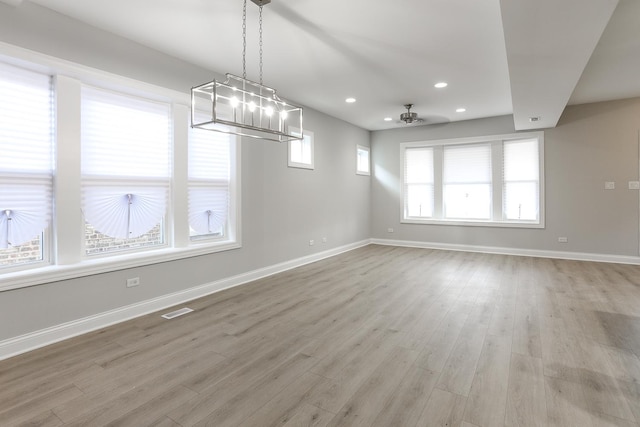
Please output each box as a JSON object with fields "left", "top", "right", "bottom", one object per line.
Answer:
{"left": 371, "top": 98, "right": 640, "bottom": 256}
{"left": 0, "top": 3, "right": 371, "bottom": 340}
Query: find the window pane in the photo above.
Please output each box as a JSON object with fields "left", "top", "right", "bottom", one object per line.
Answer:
{"left": 504, "top": 139, "right": 538, "bottom": 181}
{"left": 81, "top": 86, "right": 171, "bottom": 255}
{"left": 444, "top": 184, "right": 491, "bottom": 219}
{"left": 81, "top": 86, "right": 171, "bottom": 178}
{"left": 85, "top": 223, "right": 163, "bottom": 256}
{"left": 504, "top": 182, "right": 538, "bottom": 221}
{"left": 288, "top": 130, "right": 314, "bottom": 168}
{"left": 188, "top": 186, "right": 228, "bottom": 238}
{"left": 503, "top": 139, "right": 539, "bottom": 221}
{"left": 0, "top": 235, "right": 43, "bottom": 267}
{"left": 290, "top": 135, "right": 311, "bottom": 165}
{"left": 189, "top": 121, "right": 230, "bottom": 181}
{"left": 188, "top": 120, "right": 232, "bottom": 240}
{"left": 443, "top": 144, "right": 491, "bottom": 183}
{"left": 0, "top": 62, "right": 52, "bottom": 269}
{"left": 405, "top": 148, "right": 433, "bottom": 184}
{"left": 406, "top": 184, "right": 434, "bottom": 217}
{"left": 357, "top": 146, "right": 370, "bottom": 173}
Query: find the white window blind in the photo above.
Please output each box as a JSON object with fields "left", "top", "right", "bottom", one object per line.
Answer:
{"left": 404, "top": 147, "right": 434, "bottom": 218}
{"left": 188, "top": 119, "right": 230, "bottom": 238}
{"left": 503, "top": 138, "right": 539, "bottom": 221}
{"left": 443, "top": 144, "right": 492, "bottom": 219}
{"left": 81, "top": 86, "right": 171, "bottom": 252}
{"left": 0, "top": 62, "right": 52, "bottom": 263}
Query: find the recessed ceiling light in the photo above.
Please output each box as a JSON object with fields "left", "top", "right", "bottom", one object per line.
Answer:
{"left": 434, "top": 82, "right": 448, "bottom": 88}
{"left": 456, "top": 108, "right": 466, "bottom": 113}
{"left": 345, "top": 97, "right": 356, "bottom": 103}
{"left": 384, "top": 117, "right": 393, "bottom": 121}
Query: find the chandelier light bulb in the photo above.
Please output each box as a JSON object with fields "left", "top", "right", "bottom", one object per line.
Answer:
{"left": 265, "top": 106, "right": 274, "bottom": 116}
{"left": 230, "top": 96, "right": 239, "bottom": 108}
{"left": 248, "top": 101, "right": 256, "bottom": 112}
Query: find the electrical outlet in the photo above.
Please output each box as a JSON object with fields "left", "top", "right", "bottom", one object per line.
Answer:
{"left": 309, "top": 240, "right": 314, "bottom": 246}
{"left": 605, "top": 181, "right": 615, "bottom": 190}
{"left": 629, "top": 181, "right": 640, "bottom": 190}
{"left": 387, "top": 228, "right": 394, "bottom": 233}
{"left": 126, "top": 277, "right": 140, "bottom": 288}
{"left": 558, "top": 237, "right": 568, "bottom": 243}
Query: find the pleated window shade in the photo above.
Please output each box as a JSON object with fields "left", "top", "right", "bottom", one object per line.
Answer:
{"left": 81, "top": 86, "right": 171, "bottom": 252}
{"left": 0, "top": 62, "right": 53, "bottom": 261}
{"left": 404, "top": 147, "right": 434, "bottom": 218}
{"left": 443, "top": 144, "right": 492, "bottom": 219}
{"left": 188, "top": 116, "right": 231, "bottom": 238}
{"left": 503, "top": 138, "right": 539, "bottom": 221}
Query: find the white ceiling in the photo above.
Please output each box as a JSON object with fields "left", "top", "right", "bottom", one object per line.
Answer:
{"left": 12, "top": 0, "right": 640, "bottom": 131}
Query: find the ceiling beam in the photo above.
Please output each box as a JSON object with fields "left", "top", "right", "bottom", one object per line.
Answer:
{"left": 501, "top": 0, "right": 618, "bottom": 130}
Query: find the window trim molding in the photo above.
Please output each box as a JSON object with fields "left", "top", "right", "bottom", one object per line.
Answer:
{"left": 400, "top": 131, "right": 545, "bottom": 229}
{"left": 0, "top": 42, "right": 242, "bottom": 288}
{"left": 356, "top": 144, "right": 371, "bottom": 176}
{"left": 0, "top": 240, "right": 242, "bottom": 292}
{"left": 288, "top": 127, "right": 314, "bottom": 170}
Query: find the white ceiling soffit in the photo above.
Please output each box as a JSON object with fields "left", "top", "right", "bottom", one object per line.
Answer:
{"left": 501, "top": 0, "right": 618, "bottom": 131}
{"left": 569, "top": 0, "right": 640, "bottom": 106}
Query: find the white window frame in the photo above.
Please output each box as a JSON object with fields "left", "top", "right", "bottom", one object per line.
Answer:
{"left": 187, "top": 120, "right": 237, "bottom": 244}
{"left": 0, "top": 44, "right": 242, "bottom": 292}
{"left": 80, "top": 85, "right": 172, "bottom": 258}
{"left": 356, "top": 145, "right": 371, "bottom": 176}
{"left": 0, "top": 62, "right": 54, "bottom": 273}
{"left": 288, "top": 128, "right": 314, "bottom": 170}
{"left": 400, "top": 132, "right": 544, "bottom": 228}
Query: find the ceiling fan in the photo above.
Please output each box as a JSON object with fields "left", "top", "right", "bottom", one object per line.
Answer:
{"left": 399, "top": 104, "right": 424, "bottom": 125}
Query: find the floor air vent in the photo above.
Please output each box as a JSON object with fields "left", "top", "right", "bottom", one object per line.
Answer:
{"left": 161, "top": 307, "right": 194, "bottom": 319}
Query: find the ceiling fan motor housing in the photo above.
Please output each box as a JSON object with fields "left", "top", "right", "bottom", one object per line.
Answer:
{"left": 400, "top": 111, "right": 418, "bottom": 124}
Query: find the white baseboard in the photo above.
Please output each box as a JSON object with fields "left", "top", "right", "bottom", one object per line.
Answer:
{"left": 0, "top": 239, "right": 370, "bottom": 361}
{"left": 371, "top": 238, "right": 640, "bottom": 265}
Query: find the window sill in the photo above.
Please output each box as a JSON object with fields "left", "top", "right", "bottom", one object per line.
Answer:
{"left": 288, "top": 162, "right": 314, "bottom": 170}
{"left": 401, "top": 218, "right": 544, "bottom": 229}
{"left": 0, "top": 240, "right": 241, "bottom": 292}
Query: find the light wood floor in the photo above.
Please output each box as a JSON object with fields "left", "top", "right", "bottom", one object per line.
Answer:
{"left": 2, "top": 245, "right": 640, "bottom": 426}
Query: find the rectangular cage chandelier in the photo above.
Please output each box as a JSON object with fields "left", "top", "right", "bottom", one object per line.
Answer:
{"left": 191, "top": 0, "right": 303, "bottom": 143}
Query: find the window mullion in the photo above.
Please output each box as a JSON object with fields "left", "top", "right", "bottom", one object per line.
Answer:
{"left": 433, "top": 145, "right": 444, "bottom": 219}
{"left": 173, "top": 104, "right": 189, "bottom": 248}
{"left": 54, "top": 75, "right": 83, "bottom": 265}
{"left": 491, "top": 140, "right": 503, "bottom": 221}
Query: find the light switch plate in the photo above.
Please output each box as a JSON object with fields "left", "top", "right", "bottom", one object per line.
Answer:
{"left": 629, "top": 181, "right": 640, "bottom": 190}
{"left": 605, "top": 181, "right": 615, "bottom": 190}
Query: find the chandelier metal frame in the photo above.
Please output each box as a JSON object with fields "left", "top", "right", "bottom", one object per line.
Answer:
{"left": 191, "top": 0, "right": 303, "bottom": 143}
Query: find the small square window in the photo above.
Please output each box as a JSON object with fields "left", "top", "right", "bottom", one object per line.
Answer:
{"left": 288, "top": 128, "right": 314, "bottom": 170}
{"left": 356, "top": 145, "right": 370, "bottom": 175}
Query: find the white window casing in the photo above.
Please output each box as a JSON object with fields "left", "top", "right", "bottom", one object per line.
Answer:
{"left": 404, "top": 147, "right": 434, "bottom": 218}
{"left": 188, "top": 119, "right": 232, "bottom": 240}
{"left": 503, "top": 138, "right": 540, "bottom": 222}
{"left": 81, "top": 85, "right": 171, "bottom": 254}
{"left": 443, "top": 143, "right": 492, "bottom": 220}
{"left": 356, "top": 145, "right": 371, "bottom": 175}
{"left": 0, "top": 46, "right": 241, "bottom": 291}
{"left": 400, "top": 132, "right": 544, "bottom": 228}
{"left": 288, "top": 128, "right": 314, "bottom": 169}
{"left": 0, "top": 62, "right": 53, "bottom": 268}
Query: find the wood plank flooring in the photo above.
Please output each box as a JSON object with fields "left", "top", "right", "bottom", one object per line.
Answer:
{"left": 2, "top": 244, "right": 640, "bottom": 426}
